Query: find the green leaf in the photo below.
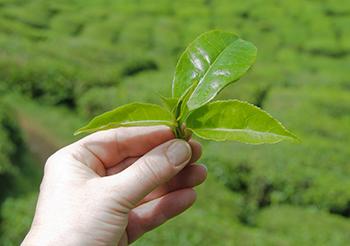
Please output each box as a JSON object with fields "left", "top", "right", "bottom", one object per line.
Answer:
{"left": 160, "top": 96, "right": 179, "bottom": 113}
{"left": 177, "top": 81, "right": 198, "bottom": 122}
{"left": 75, "top": 102, "right": 176, "bottom": 135}
{"left": 172, "top": 30, "right": 257, "bottom": 111}
{"left": 186, "top": 100, "right": 298, "bottom": 144}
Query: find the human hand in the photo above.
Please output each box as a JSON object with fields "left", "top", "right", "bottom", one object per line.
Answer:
{"left": 22, "top": 126, "right": 207, "bottom": 245}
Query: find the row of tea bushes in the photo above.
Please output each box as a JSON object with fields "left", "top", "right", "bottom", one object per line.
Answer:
{"left": 204, "top": 85, "right": 350, "bottom": 219}
{"left": 0, "top": 101, "right": 24, "bottom": 202}
{"left": 1, "top": 0, "right": 349, "bottom": 112}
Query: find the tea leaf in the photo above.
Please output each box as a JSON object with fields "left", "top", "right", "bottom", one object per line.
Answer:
{"left": 186, "top": 100, "right": 298, "bottom": 144}
{"left": 177, "top": 81, "right": 198, "bottom": 122}
{"left": 160, "top": 96, "right": 179, "bottom": 113}
{"left": 172, "top": 30, "right": 257, "bottom": 110}
{"left": 75, "top": 102, "right": 176, "bottom": 135}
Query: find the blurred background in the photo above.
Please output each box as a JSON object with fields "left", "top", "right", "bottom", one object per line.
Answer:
{"left": 0, "top": 0, "right": 350, "bottom": 245}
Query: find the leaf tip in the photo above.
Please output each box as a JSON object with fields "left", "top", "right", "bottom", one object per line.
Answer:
{"left": 289, "top": 134, "right": 301, "bottom": 144}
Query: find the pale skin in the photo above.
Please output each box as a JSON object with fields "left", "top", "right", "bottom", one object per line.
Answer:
{"left": 22, "top": 126, "right": 207, "bottom": 245}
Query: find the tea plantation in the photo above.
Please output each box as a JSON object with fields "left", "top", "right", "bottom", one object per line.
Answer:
{"left": 1, "top": 0, "right": 350, "bottom": 245}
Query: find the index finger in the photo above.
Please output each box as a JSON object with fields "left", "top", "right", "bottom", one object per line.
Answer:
{"left": 73, "top": 126, "right": 174, "bottom": 168}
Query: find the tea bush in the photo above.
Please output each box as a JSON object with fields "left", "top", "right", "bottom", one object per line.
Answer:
{"left": 256, "top": 205, "right": 350, "bottom": 245}
{"left": 0, "top": 102, "right": 24, "bottom": 202}
{"left": 0, "top": 194, "right": 37, "bottom": 245}
{"left": 204, "top": 85, "right": 350, "bottom": 217}
{"left": 1, "top": 0, "right": 350, "bottom": 244}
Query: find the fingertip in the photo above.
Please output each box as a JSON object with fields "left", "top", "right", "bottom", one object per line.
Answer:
{"left": 172, "top": 188, "right": 197, "bottom": 208}
{"left": 198, "top": 163, "right": 207, "bottom": 172}
{"left": 189, "top": 139, "right": 202, "bottom": 151}
{"left": 188, "top": 164, "right": 207, "bottom": 186}
{"left": 184, "top": 188, "right": 197, "bottom": 206}
{"left": 166, "top": 139, "right": 192, "bottom": 167}
{"left": 197, "top": 164, "right": 208, "bottom": 180}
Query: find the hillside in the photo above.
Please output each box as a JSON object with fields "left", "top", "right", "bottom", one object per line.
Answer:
{"left": 1, "top": 0, "right": 350, "bottom": 245}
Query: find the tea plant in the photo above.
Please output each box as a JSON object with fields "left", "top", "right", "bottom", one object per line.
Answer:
{"left": 75, "top": 30, "right": 297, "bottom": 144}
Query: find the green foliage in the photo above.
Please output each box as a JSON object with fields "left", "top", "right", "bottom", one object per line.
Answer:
{"left": 0, "top": 56, "right": 76, "bottom": 105}
{"left": 77, "top": 87, "right": 120, "bottom": 118}
{"left": 186, "top": 100, "right": 296, "bottom": 143}
{"left": 76, "top": 30, "right": 295, "bottom": 144}
{"left": 75, "top": 102, "right": 176, "bottom": 135}
{"left": 256, "top": 205, "right": 350, "bottom": 245}
{"left": 0, "top": 194, "right": 37, "bottom": 245}
{"left": 0, "top": 101, "right": 24, "bottom": 202}
{"left": 202, "top": 85, "right": 350, "bottom": 219}
{"left": 1, "top": 0, "right": 350, "bottom": 244}
{"left": 172, "top": 30, "right": 257, "bottom": 110}
{"left": 0, "top": 99, "right": 43, "bottom": 246}
{"left": 160, "top": 96, "right": 179, "bottom": 113}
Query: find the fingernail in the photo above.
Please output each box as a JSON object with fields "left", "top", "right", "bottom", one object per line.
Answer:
{"left": 166, "top": 140, "right": 192, "bottom": 166}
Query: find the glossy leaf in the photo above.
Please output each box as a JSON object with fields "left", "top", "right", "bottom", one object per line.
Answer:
{"left": 177, "top": 81, "right": 198, "bottom": 122}
{"left": 172, "top": 30, "right": 257, "bottom": 110}
{"left": 186, "top": 100, "right": 298, "bottom": 144}
{"left": 75, "top": 102, "right": 175, "bottom": 135}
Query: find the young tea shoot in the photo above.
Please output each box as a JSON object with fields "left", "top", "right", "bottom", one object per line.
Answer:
{"left": 75, "top": 30, "right": 298, "bottom": 144}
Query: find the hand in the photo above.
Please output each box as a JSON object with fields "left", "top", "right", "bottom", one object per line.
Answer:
{"left": 22, "top": 126, "right": 207, "bottom": 245}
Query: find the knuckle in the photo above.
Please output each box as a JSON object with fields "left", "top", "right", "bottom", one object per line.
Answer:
{"left": 100, "top": 181, "right": 135, "bottom": 212}
{"left": 44, "top": 153, "right": 59, "bottom": 172}
{"left": 43, "top": 148, "right": 69, "bottom": 173}
{"left": 139, "top": 157, "right": 163, "bottom": 187}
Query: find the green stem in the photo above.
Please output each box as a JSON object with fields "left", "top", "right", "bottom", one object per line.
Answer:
{"left": 174, "top": 120, "right": 192, "bottom": 140}
{"left": 173, "top": 97, "right": 192, "bottom": 140}
{"left": 175, "top": 125, "right": 185, "bottom": 139}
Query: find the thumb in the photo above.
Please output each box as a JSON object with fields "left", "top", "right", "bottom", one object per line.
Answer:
{"left": 103, "top": 139, "right": 192, "bottom": 207}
